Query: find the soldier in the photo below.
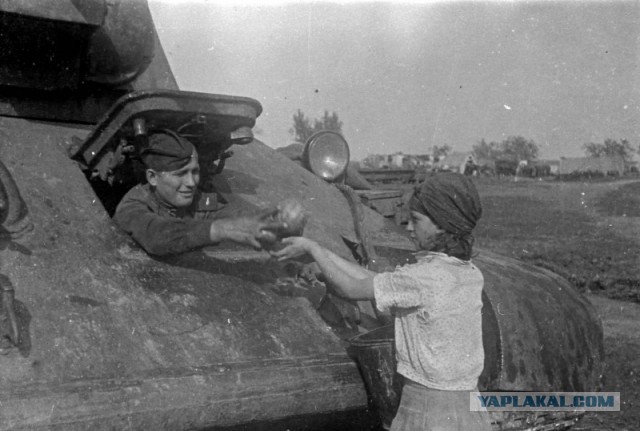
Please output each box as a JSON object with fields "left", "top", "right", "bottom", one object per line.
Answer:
{"left": 113, "top": 130, "right": 280, "bottom": 256}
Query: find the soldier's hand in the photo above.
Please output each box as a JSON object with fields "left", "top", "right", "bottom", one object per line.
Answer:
{"left": 257, "top": 201, "right": 307, "bottom": 240}
{"left": 255, "top": 208, "right": 287, "bottom": 249}
{"left": 211, "top": 211, "right": 285, "bottom": 250}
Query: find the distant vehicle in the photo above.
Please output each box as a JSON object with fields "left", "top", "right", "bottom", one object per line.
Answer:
{"left": 358, "top": 168, "right": 416, "bottom": 185}
{"left": 495, "top": 159, "right": 519, "bottom": 176}
{"left": 0, "top": 1, "right": 603, "bottom": 430}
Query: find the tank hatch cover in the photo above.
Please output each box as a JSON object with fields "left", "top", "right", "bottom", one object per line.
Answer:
{"left": 70, "top": 90, "right": 263, "bottom": 180}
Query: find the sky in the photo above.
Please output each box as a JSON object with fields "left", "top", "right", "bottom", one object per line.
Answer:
{"left": 148, "top": 0, "right": 640, "bottom": 161}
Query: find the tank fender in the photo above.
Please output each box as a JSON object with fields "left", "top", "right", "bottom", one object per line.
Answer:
{"left": 476, "top": 251, "right": 604, "bottom": 392}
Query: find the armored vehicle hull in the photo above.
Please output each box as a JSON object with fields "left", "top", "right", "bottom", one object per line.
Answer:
{"left": 0, "top": 1, "right": 603, "bottom": 430}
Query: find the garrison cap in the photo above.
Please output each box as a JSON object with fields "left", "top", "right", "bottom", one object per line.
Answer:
{"left": 141, "top": 130, "right": 196, "bottom": 171}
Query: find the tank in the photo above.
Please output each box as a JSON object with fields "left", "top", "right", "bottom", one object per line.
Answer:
{"left": 0, "top": 1, "right": 603, "bottom": 430}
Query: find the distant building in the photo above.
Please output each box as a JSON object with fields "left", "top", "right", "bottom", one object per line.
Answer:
{"left": 362, "top": 152, "right": 432, "bottom": 169}
{"left": 558, "top": 156, "right": 625, "bottom": 176}
{"left": 534, "top": 159, "right": 560, "bottom": 175}
{"left": 402, "top": 154, "right": 432, "bottom": 169}
{"left": 391, "top": 153, "right": 404, "bottom": 168}
{"left": 432, "top": 151, "right": 475, "bottom": 173}
{"left": 362, "top": 154, "right": 392, "bottom": 169}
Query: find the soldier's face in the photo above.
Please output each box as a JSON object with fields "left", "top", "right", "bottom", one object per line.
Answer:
{"left": 147, "top": 153, "right": 200, "bottom": 208}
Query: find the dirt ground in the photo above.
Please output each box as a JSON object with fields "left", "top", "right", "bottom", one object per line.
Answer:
{"left": 472, "top": 177, "right": 640, "bottom": 430}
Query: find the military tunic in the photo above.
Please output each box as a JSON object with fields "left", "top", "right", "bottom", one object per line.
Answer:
{"left": 114, "top": 183, "right": 221, "bottom": 256}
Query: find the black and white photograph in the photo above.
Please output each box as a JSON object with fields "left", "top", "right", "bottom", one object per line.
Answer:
{"left": 0, "top": 0, "right": 638, "bottom": 429}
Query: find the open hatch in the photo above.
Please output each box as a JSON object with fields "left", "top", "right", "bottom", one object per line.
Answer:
{"left": 69, "top": 89, "right": 262, "bottom": 215}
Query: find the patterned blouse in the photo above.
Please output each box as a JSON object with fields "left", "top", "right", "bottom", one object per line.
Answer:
{"left": 373, "top": 252, "right": 485, "bottom": 390}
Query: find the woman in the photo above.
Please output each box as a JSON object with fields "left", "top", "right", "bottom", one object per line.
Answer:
{"left": 272, "top": 172, "right": 492, "bottom": 430}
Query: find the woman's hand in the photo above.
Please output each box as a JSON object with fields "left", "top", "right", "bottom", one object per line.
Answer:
{"left": 273, "top": 236, "right": 376, "bottom": 300}
{"left": 270, "top": 237, "right": 315, "bottom": 261}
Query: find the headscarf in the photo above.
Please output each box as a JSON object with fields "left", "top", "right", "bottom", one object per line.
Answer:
{"left": 141, "top": 130, "right": 196, "bottom": 171}
{"left": 409, "top": 172, "right": 482, "bottom": 237}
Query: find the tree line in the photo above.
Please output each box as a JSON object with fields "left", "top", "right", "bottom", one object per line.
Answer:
{"left": 290, "top": 109, "right": 639, "bottom": 163}
{"left": 289, "top": 109, "right": 343, "bottom": 143}
{"left": 471, "top": 136, "right": 638, "bottom": 163}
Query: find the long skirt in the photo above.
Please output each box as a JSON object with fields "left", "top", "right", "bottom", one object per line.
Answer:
{"left": 390, "top": 380, "right": 493, "bottom": 431}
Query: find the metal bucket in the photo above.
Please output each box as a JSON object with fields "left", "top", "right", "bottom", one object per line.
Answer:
{"left": 349, "top": 324, "right": 402, "bottom": 430}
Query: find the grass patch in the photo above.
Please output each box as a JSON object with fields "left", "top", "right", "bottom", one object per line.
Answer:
{"left": 473, "top": 179, "right": 640, "bottom": 302}
{"left": 595, "top": 181, "right": 640, "bottom": 217}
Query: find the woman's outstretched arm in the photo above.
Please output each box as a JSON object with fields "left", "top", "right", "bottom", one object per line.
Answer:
{"left": 272, "top": 237, "right": 376, "bottom": 301}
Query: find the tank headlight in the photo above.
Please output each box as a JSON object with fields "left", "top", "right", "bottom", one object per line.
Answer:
{"left": 303, "top": 131, "right": 350, "bottom": 182}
